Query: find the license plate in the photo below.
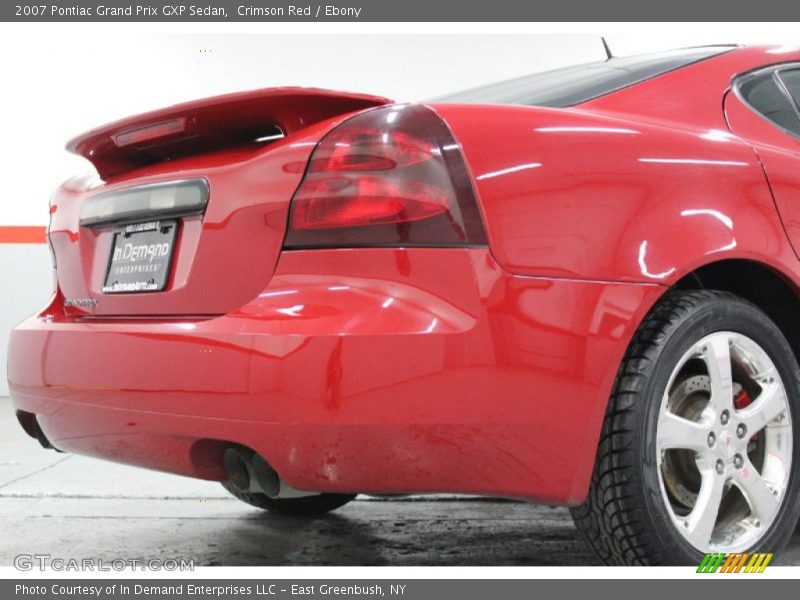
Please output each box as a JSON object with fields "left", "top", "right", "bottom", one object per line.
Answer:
{"left": 103, "top": 221, "right": 177, "bottom": 293}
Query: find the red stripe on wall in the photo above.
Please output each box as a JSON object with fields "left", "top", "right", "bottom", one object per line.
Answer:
{"left": 0, "top": 226, "right": 46, "bottom": 243}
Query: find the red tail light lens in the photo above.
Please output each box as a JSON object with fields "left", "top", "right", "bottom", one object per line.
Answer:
{"left": 284, "top": 104, "right": 486, "bottom": 248}
{"left": 291, "top": 177, "right": 450, "bottom": 229}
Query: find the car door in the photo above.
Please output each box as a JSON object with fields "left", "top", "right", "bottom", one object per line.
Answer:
{"left": 725, "top": 64, "right": 800, "bottom": 257}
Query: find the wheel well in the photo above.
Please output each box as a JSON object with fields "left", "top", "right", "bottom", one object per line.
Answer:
{"left": 674, "top": 259, "right": 800, "bottom": 361}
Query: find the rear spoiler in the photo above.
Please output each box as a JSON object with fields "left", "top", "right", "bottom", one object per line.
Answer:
{"left": 66, "top": 87, "right": 392, "bottom": 179}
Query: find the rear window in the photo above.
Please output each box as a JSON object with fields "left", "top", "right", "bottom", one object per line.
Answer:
{"left": 435, "top": 46, "right": 733, "bottom": 108}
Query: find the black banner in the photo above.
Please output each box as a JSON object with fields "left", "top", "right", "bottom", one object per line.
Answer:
{"left": 3, "top": 0, "right": 800, "bottom": 22}
{"left": 6, "top": 579, "right": 800, "bottom": 600}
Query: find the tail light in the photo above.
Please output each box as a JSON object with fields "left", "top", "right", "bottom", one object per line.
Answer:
{"left": 283, "top": 104, "right": 486, "bottom": 248}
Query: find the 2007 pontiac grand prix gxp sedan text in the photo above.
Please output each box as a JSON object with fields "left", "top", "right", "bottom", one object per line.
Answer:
{"left": 10, "top": 45, "right": 800, "bottom": 565}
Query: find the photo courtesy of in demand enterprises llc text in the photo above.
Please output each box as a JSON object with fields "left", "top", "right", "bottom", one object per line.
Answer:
{"left": 3, "top": 0, "right": 800, "bottom": 596}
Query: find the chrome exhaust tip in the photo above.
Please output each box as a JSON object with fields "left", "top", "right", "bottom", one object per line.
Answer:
{"left": 252, "top": 454, "right": 281, "bottom": 498}
{"left": 224, "top": 446, "right": 318, "bottom": 499}
{"left": 223, "top": 447, "right": 253, "bottom": 492}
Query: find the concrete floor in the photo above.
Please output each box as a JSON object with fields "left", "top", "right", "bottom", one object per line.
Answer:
{"left": 2, "top": 399, "right": 799, "bottom": 566}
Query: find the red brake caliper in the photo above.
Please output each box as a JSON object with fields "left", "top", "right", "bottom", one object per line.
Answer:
{"left": 734, "top": 388, "right": 751, "bottom": 409}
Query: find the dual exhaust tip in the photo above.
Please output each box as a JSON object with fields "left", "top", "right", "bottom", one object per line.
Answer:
{"left": 223, "top": 446, "right": 320, "bottom": 499}
{"left": 224, "top": 447, "right": 281, "bottom": 497}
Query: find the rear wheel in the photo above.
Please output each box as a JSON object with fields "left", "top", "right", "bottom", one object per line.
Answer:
{"left": 222, "top": 482, "right": 356, "bottom": 516}
{"left": 572, "top": 290, "right": 800, "bottom": 565}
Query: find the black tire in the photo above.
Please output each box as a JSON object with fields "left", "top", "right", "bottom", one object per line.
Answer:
{"left": 222, "top": 482, "right": 356, "bottom": 516}
{"left": 571, "top": 290, "right": 800, "bottom": 565}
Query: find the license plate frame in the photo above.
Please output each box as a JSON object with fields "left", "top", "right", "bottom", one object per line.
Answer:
{"left": 102, "top": 220, "right": 177, "bottom": 294}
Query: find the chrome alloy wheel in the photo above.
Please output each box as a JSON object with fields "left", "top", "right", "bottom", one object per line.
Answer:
{"left": 656, "top": 331, "right": 793, "bottom": 552}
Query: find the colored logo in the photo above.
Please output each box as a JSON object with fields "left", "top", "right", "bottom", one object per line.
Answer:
{"left": 697, "top": 552, "right": 773, "bottom": 573}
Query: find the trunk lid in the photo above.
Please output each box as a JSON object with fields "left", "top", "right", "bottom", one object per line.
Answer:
{"left": 51, "top": 87, "right": 391, "bottom": 317}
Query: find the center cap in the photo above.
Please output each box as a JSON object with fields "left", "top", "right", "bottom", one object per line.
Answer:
{"left": 717, "top": 430, "right": 736, "bottom": 459}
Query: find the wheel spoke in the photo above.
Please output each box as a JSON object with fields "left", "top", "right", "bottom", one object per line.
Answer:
{"left": 684, "top": 469, "right": 726, "bottom": 549}
{"left": 705, "top": 335, "right": 734, "bottom": 413}
{"left": 738, "top": 382, "right": 788, "bottom": 435}
{"left": 658, "top": 411, "right": 710, "bottom": 452}
{"left": 733, "top": 460, "right": 780, "bottom": 523}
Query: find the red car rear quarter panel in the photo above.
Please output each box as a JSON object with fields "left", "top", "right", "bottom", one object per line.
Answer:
{"left": 9, "top": 248, "right": 662, "bottom": 503}
{"left": 432, "top": 102, "right": 798, "bottom": 285}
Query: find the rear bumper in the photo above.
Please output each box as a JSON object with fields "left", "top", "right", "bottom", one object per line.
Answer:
{"left": 8, "top": 248, "right": 663, "bottom": 504}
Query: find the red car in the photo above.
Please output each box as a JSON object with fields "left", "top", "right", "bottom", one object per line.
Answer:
{"left": 9, "top": 45, "right": 800, "bottom": 565}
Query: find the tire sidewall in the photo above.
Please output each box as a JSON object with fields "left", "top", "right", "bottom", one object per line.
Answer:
{"left": 638, "top": 296, "right": 800, "bottom": 564}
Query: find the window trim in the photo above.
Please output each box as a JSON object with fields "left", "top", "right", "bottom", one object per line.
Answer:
{"left": 733, "top": 62, "right": 800, "bottom": 141}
